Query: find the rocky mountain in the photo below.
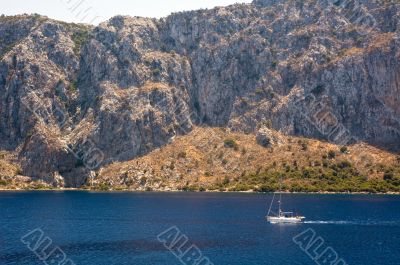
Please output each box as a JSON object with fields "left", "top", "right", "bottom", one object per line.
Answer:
{"left": 0, "top": 0, "right": 399, "bottom": 189}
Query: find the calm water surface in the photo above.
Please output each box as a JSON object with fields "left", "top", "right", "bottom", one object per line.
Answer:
{"left": 0, "top": 192, "right": 399, "bottom": 265}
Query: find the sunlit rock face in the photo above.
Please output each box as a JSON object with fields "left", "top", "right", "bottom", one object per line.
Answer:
{"left": 0, "top": 0, "right": 399, "bottom": 185}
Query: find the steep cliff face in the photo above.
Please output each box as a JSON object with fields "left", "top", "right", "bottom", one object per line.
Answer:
{"left": 0, "top": 0, "right": 399, "bottom": 186}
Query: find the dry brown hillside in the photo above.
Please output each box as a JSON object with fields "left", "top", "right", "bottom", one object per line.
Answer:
{"left": 0, "top": 152, "right": 19, "bottom": 176}
{"left": 96, "top": 127, "right": 400, "bottom": 192}
{"left": 0, "top": 150, "right": 58, "bottom": 190}
{"left": 0, "top": 151, "right": 29, "bottom": 189}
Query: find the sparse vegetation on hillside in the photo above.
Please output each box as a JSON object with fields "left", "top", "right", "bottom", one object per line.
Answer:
{"left": 0, "top": 153, "right": 21, "bottom": 178}
{"left": 340, "top": 146, "right": 348, "bottom": 153}
{"left": 0, "top": 151, "right": 36, "bottom": 190}
{"left": 71, "top": 26, "right": 91, "bottom": 55}
{"left": 95, "top": 127, "right": 400, "bottom": 193}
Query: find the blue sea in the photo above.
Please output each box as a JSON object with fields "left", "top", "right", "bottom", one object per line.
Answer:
{"left": 0, "top": 192, "right": 399, "bottom": 265}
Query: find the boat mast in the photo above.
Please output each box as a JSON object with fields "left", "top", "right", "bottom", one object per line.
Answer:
{"left": 278, "top": 175, "right": 282, "bottom": 217}
{"left": 267, "top": 192, "right": 275, "bottom": 217}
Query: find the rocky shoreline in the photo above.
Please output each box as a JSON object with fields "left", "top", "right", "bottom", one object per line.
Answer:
{"left": 1, "top": 187, "right": 400, "bottom": 195}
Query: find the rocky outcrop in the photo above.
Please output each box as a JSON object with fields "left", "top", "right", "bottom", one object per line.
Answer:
{"left": 0, "top": 0, "right": 399, "bottom": 187}
{"left": 256, "top": 126, "right": 286, "bottom": 147}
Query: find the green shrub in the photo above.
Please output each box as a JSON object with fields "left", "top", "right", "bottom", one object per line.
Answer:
{"left": 337, "top": 160, "right": 352, "bottom": 169}
{"left": 72, "top": 28, "right": 91, "bottom": 55}
{"left": 383, "top": 172, "right": 394, "bottom": 181}
{"left": 33, "top": 184, "right": 49, "bottom": 190}
{"left": 140, "top": 177, "right": 147, "bottom": 186}
{"left": 301, "top": 142, "right": 308, "bottom": 151}
{"left": 152, "top": 68, "right": 161, "bottom": 76}
{"left": 259, "top": 137, "right": 271, "bottom": 147}
{"left": 98, "top": 183, "right": 111, "bottom": 191}
{"left": 255, "top": 184, "right": 275, "bottom": 192}
{"left": 311, "top": 84, "right": 325, "bottom": 95}
{"left": 177, "top": 151, "right": 187, "bottom": 159}
{"left": 182, "top": 185, "right": 199, "bottom": 192}
{"left": 68, "top": 81, "right": 78, "bottom": 92}
{"left": 224, "top": 139, "right": 239, "bottom": 150}
{"left": 255, "top": 88, "right": 265, "bottom": 95}
{"left": 0, "top": 179, "right": 9, "bottom": 186}
{"left": 241, "top": 148, "right": 247, "bottom": 155}
{"left": 298, "top": 140, "right": 308, "bottom": 151}
{"left": 223, "top": 177, "right": 230, "bottom": 185}
{"left": 15, "top": 167, "right": 23, "bottom": 175}
{"left": 75, "top": 158, "right": 84, "bottom": 168}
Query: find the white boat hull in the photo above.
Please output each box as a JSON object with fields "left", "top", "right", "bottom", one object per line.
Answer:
{"left": 266, "top": 216, "right": 305, "bottom": 224}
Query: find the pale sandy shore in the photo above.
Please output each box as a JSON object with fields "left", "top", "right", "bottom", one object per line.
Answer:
{"left": 0, "top": 187, "right": 399, "bottom": 195}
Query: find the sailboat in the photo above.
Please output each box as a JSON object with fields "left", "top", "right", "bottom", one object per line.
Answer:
{"left": 266, "top": 178, "right": 305, "bottom": 224}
